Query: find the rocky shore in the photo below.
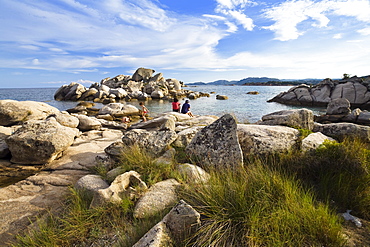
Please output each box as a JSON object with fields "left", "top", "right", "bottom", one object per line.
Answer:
{"left": 1, "top": 93, "right": 370, "bottom": 245}
{"left": 54, "top": 67, "right": 210, "bottom": 104}
{"left": 268, "top": 75, "right": 370, "bottom": 108}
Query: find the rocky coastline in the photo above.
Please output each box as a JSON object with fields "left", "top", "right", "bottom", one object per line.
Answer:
{"left": 268, "top": 75, "right": 370, "bottom": 109}
{"left": 1, "top": 84, "right": 370, "bottom": 245}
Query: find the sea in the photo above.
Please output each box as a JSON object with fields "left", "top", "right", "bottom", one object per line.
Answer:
{"left": 0, "top": 85, "right": 327, "bottom": 123}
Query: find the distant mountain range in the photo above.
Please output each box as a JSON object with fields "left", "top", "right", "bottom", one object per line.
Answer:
{"left": 188, "top": 77, "right": 324, "bottom": 86}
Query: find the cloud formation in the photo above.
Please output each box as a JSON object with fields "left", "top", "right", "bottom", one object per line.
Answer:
{"left": 0, "top": 0, "right": 370, "bottom": 86}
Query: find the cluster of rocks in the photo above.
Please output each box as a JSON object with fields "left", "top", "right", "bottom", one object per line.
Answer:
{"left": 268, "top": 75, "right": 370, "bottom": 108}
{"left": 2, "top": 97, "right": 370, "bottom": 245}
{"left": 314, "top": 98, "right": 370, "bottom": 126}
{"left": 54, "top": 67, "right": 210, "bottom": 104}
{"left": 0, "top": 100, "right": 139, "bottom": 164}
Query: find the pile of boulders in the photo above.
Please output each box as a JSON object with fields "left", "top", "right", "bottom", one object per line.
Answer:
{"left": 268, "top": 75, "right": 370, "bottom": 108}
{"left": 54, "top": 67, "right": 209, "bottom": 104}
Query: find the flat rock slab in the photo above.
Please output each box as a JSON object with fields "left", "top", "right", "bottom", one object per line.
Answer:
{"left": 0, "top": 129, "right": 123, "bottom": 246}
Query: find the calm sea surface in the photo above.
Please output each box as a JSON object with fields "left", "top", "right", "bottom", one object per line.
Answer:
{"left": 0, "top": 86, "right": 327, "bottom": 123}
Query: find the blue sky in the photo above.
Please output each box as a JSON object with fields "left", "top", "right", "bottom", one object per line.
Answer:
{"left": 1, "top": 0, "right": 370, "bottom": 88}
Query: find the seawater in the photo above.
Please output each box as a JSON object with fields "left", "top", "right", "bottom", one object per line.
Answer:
{"left": 0, "top": 86, "right": 327, "bottom": 123}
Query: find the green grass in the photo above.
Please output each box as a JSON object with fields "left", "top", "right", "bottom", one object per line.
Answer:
{"left": 118, "top": 144, "right": 181, "bottom": 186}
{"left": 180, "top": 164, "right": 345, "bottom": 246}
{"left": 276, "top": 138, "right": 370, "bottom": 219}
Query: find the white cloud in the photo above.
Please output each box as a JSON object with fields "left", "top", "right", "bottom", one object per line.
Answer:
{"left": 333, "top": 33, "right": 343, "bottom": 39}
{"left": 215, "top": 0, "right": 255, "bottom": 31}
{"left": 358, "top": 27, "right": 370, "bottom": 35}
{"left": 262, "top": 0, "right": 370, "bottom": 41}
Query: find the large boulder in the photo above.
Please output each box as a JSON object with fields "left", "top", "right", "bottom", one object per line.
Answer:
{"left": 54, "top": 111, "right": 79, "bottom": 128}
{"left": 133, "top": 179, "right": 180, "bottom": 218}
{"left": 301, "top": 132, "right": 335, "bottom": 152}
{"left": 259, "top": 109, "right": 314, "bottom": 130}
{"left": 130, "top": 115, "right": 176, "bottom": 131}
{"left": 237, "top": 124, "right": 300, "bottom": 155}
{"left": 326, "top": 98, "right": 351, "bottom": 115}
{"left": 132, "top": 67, "right": 155, "bottom": 82}
{"left": 185, "top": 114, "right": 243, "bottom": 169}
{"left": 74, "top": 175, "right": 109, "bottom": 198}
{"left": 0, "top": 100, "right": 60, "bottom": 126}
{"left": 5, "top": 118, "right": 79, "bottom": 164}
{"left": 133, "top": 200, "right": 200, "bottom": 246}
{"left": 122, "top": 129, "right": 178, "bottom": 155}
{"left": 75, "top": 115, "right": 102, "bottom": 131}
{"left": 313, "top": 122, "right": 370, "bottom": 142}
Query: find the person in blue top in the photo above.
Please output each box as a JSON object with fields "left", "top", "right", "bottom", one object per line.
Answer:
{"left": 181, "top": 99, "right": 194, "bottom": 117}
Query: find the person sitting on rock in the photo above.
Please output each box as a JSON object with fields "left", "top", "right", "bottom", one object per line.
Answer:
{"left": 172, "top": 98, "right": 181, "bottom": 112}
{"left": 181, "top": 100, "right": 194, "bottom": 117}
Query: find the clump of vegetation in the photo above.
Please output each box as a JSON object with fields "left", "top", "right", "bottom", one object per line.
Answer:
{"left": 277, "top": 138, "right": 370, "bottom": 219}
{"left": 180, "top": 164, "right": 345, "bottom": 246}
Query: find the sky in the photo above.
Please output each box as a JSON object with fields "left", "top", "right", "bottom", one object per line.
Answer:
{"left": 1, "top": 0, "right": 370, "bottom": 88}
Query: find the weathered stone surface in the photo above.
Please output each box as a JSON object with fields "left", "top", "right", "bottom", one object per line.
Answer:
{"left": 75, "top": 115, "right": 102, "bottom": 131}
{"left": 0, "top": 126, "right": 12, "bottom": 158}
{"left": 313, "top": 122, "right": 370, "bottom": 141}
{"left": 54, "top": 111, "right": 79, "bottom": 128}
{"left": 186, "top": 114, "right": 243, "bottom": 169}
{"left": 154, "top": 148, "right": 176, "bottom": 165}
{"left": 6, "top": 118, "right": 79, "bottom": 164}
{"left": 326, "top": 98, "right": 351, "bottom": 115}
{"left": 0, "top": 100, "right": 60, "bottom": 126}
{"left": 301, "top": 132, "right": 335, "bottom": 152}
{"left": 175, "top": 115, "right": 219, "bottom": 129}
{"left": 134, "top": 179, "right": 180, "bottom": 218}
{"left": 162, "top": 200, "right": 201, "bottom": 243}
{"left": 91, "top": 171, "right": 147, "bottom": 208}
{"left": 177, "top": 163, "right": 210, "bottom": 183}
{"left": 237, "top": 124, "right": 300, "bottom": 155}
{"left": 172, "top": 126, "right": 204, "bottom": 148}
{"left": 132, "top": 67, "right": 155, "bottom": 82}
{"left": 98, "top": 103, "right": 139, "bottom": 117}
{"left": 104, "top": 141, "right": 125, "bottom": 160}
{"left": 132, "top": 221, "right": 173, "bottom": 247}
{"left": 122, "top": 129, "right": 178, "bottom": 155}
{"left": 130, "top": 115, "right": 176, "bottom": 131}
{"left": 0, "top": 127, "right": 123, "bottom": 245}
{"left": 74, "top": 175, "right": 109, "bottom": 197}
{"left": 259, "top": 109, "right": 314, "bottom": 130}
{"left": 268, "top": 76, "right": 370, "bottom": 107}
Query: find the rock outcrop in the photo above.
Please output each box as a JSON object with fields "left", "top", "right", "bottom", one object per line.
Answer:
{"left": 54, "top": 67, "right": 206, "bottom": 103}
{"left": 0, "top": 100, "right": 60, "bottom": 126}
{"left": 237, "top": 124, "right": 300, "bottom": 155}
{"left": 268, "top": 75, "right": 370, "bottom": 108}
{"left": 6, "top": 118, "right": 79, "bottom": 164}
{"left": 185, "top": 114, "right": 243, "bottom": 169}
{"left": 258, "top": 109, "right": 314, "bottom": 130}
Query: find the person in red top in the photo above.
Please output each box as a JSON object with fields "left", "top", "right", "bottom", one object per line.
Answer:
{"left": 172, "top": 98, "right": 181, "bottom": 112}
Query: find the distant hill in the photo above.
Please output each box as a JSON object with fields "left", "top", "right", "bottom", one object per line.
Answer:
{"left": 189, "top": 77, "right": 323, "bottom": 86}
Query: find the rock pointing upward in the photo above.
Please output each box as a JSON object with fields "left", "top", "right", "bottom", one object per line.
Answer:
{"left": 186, "top": 114, "right": 243, "bottom": 169}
